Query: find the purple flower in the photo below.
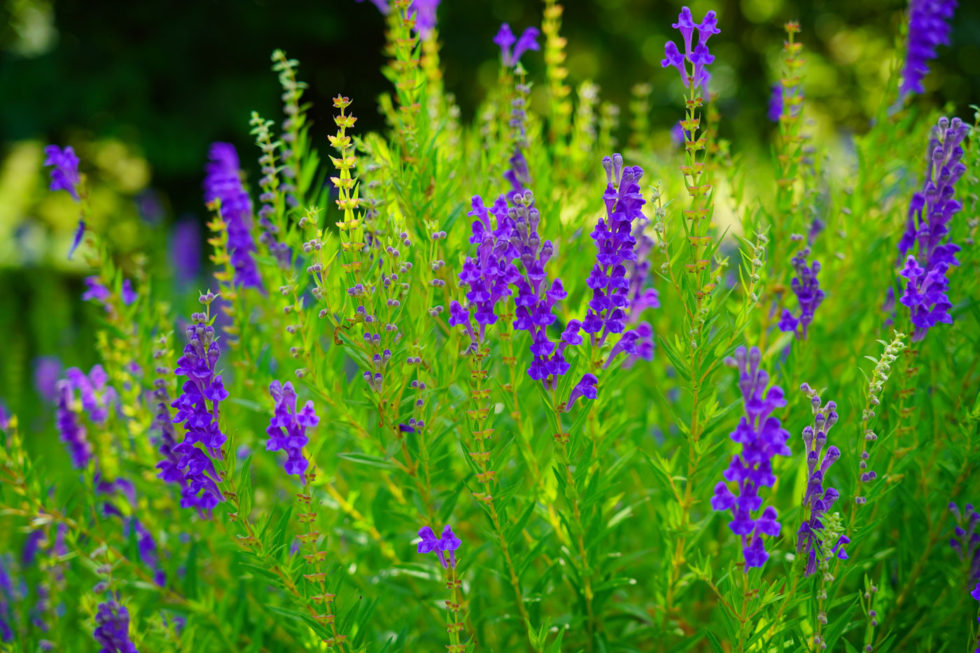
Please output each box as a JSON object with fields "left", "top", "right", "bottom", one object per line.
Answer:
{"left": 417, "top": 524, "right": 461, "bottom": 569}
{"left": 495, "top": 23, "right": 540, "bottom": 68}
{"left": 68, "top": 220, "right": 86, "bottom": 260}
{"left": 565, "top": 374, "right": 598, "bottom": 412}
{"left": 410, "top": 0, "right": 440, "bottom": 39}
{"left": 165, "top": 316, "right": 227, "bottom": 511}
{"left": 204, "top": 143, "right": 262, "bottom": 290}
{"left": 778, "top": 248, "right": 824, "bottom": 340}
{"left": 93, "top": 600, "right": 139, "bottom": 653}
{"left": 55, "top": 380, "right": 93, "bottom": 469}
{"left": 266, "top": 380, "right": 319, "bottom": 478}
{"left": 661, "top": 8, "right": 720, "bottom": 91}
{"left": 586, "top": 155, "right": 656, "bottom": 366}
{"left": 897, "top": 116, "right": 969, "bottom": 340}
{"left": 899, "top": 0, "right": 957, "bottom": 99}
{"left": 712, "top": 346, "right": 791, "bottom": 569}
{"left": 43, "top": 145, "right": 81, "bottom": 202}
{"left": 796, "top": 386, "right": 847, "bottom": 576}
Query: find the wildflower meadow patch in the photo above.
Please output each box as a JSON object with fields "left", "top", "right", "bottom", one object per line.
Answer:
{"left": 2, "top": 1, "right": 980, "bottom": 651}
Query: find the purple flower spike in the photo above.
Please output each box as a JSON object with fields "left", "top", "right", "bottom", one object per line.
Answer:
{"left": 778, "top": 248, "right": 824, "bottom": 340}
{"left": 166, "top": 314, "right": 227, "bottom": 511}
{"left": 662, "top": 7, "right": 720, "bottom": 92}
{"left": 587, "top": 155, "right": 657, "bottom": 366}
{"left": 796, "top": 387, "right": 845, "bottom": 576}
{"left": 417, "top": 524, "right": 461, "bottom": 569}
{"left": 204, "top": 143, "right": 262, "bottom": 290}
{"left": 897, "top": 116, "right": 969, "bottom": 340}
{"left": 56, "top": 380, "right": 92, "bottom": 469}
{"left": 93, "top": 600, "right": 139, "bottom": 653}
{"left": 450, "top": 197, "right": 521, "bottom": 346}
{"left": 43, "top": 145, "right": 81, "bottom": 202}
{"left": 713, "top": 346, "right": 791, "bottom": 570}
{"left": 266, "top": 380, "right": 318, "bottom": 478}
{"left": 899, "top": 0, "right": 957, "bottom": 99}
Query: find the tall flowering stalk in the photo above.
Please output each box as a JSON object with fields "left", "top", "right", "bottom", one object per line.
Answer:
{"left": 660, "top": 7, "right": 724, "bottom": 627}
{"left": 660, "top": 7, "right": 720, "bottom": 334}
{"left": 266, "top": 382, "right": 347, "bottom": 649}
{"left": 710, "top": 346, "right": 791, "bottom": 569}
{"left": 203, "top": 143, "right": 263, "bottom": 290}
{"left": 447, "top": 196, "right": 532, "bottom": 632}
{"left": 161, "top": 298, "right": 226, "bottom": 512}
{"left": 897, "top": 116, "right": 969, "bottom": 340}
{"left": 796, "top": 384, "right": 848, "bottom": 578}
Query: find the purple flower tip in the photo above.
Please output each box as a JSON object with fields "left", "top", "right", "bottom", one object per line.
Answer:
{"left": 43, "top": 145, "right": 81, "bottom": 202}
{"left": 417, "top": 524, "right": 461, "bottom": 568}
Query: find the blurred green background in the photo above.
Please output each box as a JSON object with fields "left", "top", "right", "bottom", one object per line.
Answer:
{"left": 0, "top": 0, "right": 978, "bottom": 423}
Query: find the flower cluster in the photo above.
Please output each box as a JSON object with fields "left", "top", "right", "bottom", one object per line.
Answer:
{"left": 504, "top": 191, "right": 572, "bottom": 382}
{"left": 43, "top": 145, "right": 81, "bottom": 202}
{"left": 899, "top": 0, "right": 957, "bottom": 99}
{"left": 897, "top": 116, "right": 969, "bottom": 340}
{"left": 161, "top": 312, "right": 226, "bottom": 511}
{"left": 266, "top": 381, "right": 319, "bottom": 478}
{"left": 93, "top": 600, "right": 139, "bottom": 653}
{"left": 494, "top": 23, "right": 540, "bottom": 68}
{"left": 204, "top": 143, "right": 263, "bottom": 290}
{"left": 711, "top": 346, "right": 791, "bottom": 569}
{"left": 586, "top": 155, "right": 656, "bottom": 367}
{"left": 949, "top": 503, "right": 980, "bottom": 582}
{"left": 417, "top": 525, "right": 461, "bottom": 569}
{"left": 660, "top": 7, "right": 720, "bottom": 91}
{"left": 778, "top": 248, "right": 825, "bottom": 339}
{"left": 796, "top": 384, "right": 849, "bottom": 576}
{"left": 449, "top": 196, "right": 521, "bottom": 344}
